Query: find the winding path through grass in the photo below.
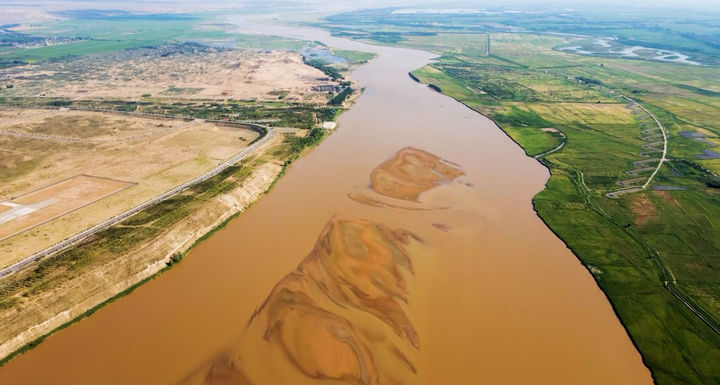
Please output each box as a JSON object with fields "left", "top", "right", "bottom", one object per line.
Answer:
{"left": 603, "top": 86, "right": 668, "bottom": 191}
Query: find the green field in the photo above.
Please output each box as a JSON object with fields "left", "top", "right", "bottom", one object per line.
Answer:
{"left": 332, "top": 49, "right": 377, "bottom": 62}
{"left": 403, "top": 29, "right": 720, "bottom": 385}
{"left": 320, "top": 4, "right": 720, "bottom": 66}
{"left": 0, "top": 12, "right": 301, "bottom": 65}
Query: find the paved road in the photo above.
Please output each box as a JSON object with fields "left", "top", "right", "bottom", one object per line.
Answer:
{"left": 535, "top": 141, "right": 565, "bottom": 159}
{"left": 0, "top": 124, "right": 274, "bottom": 278}
{"left": 666, "top": 280, "right": 720, "bottom": 336}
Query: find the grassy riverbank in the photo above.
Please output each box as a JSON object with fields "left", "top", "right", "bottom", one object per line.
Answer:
{"left": 407, "top": 33, "right": 720, "bottom": 385}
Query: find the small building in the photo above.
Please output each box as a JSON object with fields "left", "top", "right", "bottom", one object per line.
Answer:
{"left": 313, "top": 84, "right": 336, "bottom": 92}
{"left": 322, "top": 122, "right": 337, "bottom": 130}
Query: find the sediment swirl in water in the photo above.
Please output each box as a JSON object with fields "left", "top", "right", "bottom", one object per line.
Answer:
{"left": 207, "top": 216, "right": 422, "bottom": 385}
{"left": 349, "top": 147, "right": 465, "bottom": 210}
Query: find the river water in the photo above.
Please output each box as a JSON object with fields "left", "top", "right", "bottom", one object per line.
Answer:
{"left": 0, "top": 20, "right": 652, "bottom": 385}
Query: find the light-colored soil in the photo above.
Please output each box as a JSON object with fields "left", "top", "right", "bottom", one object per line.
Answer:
{"left": 631, "top": 195, "right": 658, "bottom": 226}
{"left": 1, "top": 110, "right": 190, "bottom": 141}
{"left": 2, "top": 46, "right": 336, "bottom": 102}
{"left": 0, "top": 160, "right": 283, "bottom": 361}
{"left": 0, "top": 8, "right": 58, "bottom": 24}
{"left": 0, "top": 175, "right": 133, "bottom": 240}
{"left": 0, "top": 109, "right": 55, "bottom": 122}
{"left": 0, "top": 109, "right": 259, "bottom": 268}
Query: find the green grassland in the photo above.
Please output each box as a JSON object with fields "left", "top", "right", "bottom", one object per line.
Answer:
{"left": 331, "top": 49, "right": 377, "bottom": 62}
{"left": 321, "top": 4, "right": 720, "bottom": 66}
{"left": 0, "top": 13, "right": 301, "bottom": 65}
{"left": 408, "top": 30, "right": 720, "bottom": 385}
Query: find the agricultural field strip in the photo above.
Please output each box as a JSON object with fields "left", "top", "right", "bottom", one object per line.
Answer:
{"left": 0, "top": 119, "right": 201, "bottom": 144}
{"left": 0, "top": 123, "right": 275, "bottom": 278}
{"left": 425, "top": 59, "right": 717, "bottom": 337}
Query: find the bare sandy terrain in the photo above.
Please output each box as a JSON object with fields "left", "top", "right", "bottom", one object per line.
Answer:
{"left": 1, "top": 45, "right": 336, "bottom": 102}
{"left": 0, "top": 175, "right": 134, "bottom": 241}
{"left": 0, "top": 109, "right": 259, "bottom": 268}
{"left": 1, "top": 109, "right": 193, "bottom": 141}
{"left": 0, "top": 108, "right": 58, "bottom": 123}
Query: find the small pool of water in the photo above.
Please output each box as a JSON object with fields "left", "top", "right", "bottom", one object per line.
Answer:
{"left": 559, "top": 38, "right": 703, "bottom": 66}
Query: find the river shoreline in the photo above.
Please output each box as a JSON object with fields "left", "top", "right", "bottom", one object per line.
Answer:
{"left": 0, "top": 20, "right": 653, "bottom": 385}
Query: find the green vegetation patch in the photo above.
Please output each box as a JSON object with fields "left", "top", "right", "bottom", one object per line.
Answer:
{"left": 328, "top": 87, "right": 354, "bottom": 106}
{"left": 0, "top": 13, "right": 304, "bottom": 67}
{"left": 332, "top": 50, "right": 376, "bottom": 62}
{"left": 303, "top": 57, "right": 343, "bottom": 80}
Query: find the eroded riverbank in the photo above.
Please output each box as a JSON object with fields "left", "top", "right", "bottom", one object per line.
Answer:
{"left": 0, "top": 20, "right": 653, "bottom": 385}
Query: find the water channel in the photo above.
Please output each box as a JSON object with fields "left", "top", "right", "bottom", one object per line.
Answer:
{"left": 0, "top": 20, "right": 653, "bottom": 385}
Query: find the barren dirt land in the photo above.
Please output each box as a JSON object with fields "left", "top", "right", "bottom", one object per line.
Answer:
{"left": 0, "top": 45, "right": 335, "bottom": 102}
{"left": 0, "top": 109, "right": 259, "bottom": 267}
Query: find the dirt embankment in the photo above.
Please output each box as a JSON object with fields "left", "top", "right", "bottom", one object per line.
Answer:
{"left": 0, "top": 159, "right": 282, "bottom": 361}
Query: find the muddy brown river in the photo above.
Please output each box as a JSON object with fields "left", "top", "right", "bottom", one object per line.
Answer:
{"left": 0, "top": 20, "right": 653, "bottom": 385}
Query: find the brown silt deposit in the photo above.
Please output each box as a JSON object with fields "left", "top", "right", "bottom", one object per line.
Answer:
{"left": 370, "top": 147, "right": 464, "bottom": 201}
{"left": 209, "top": 216, "right": 421, "bottom": 385}
{"left": 350, "top": 147, "right": 465, "bottom": 211}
